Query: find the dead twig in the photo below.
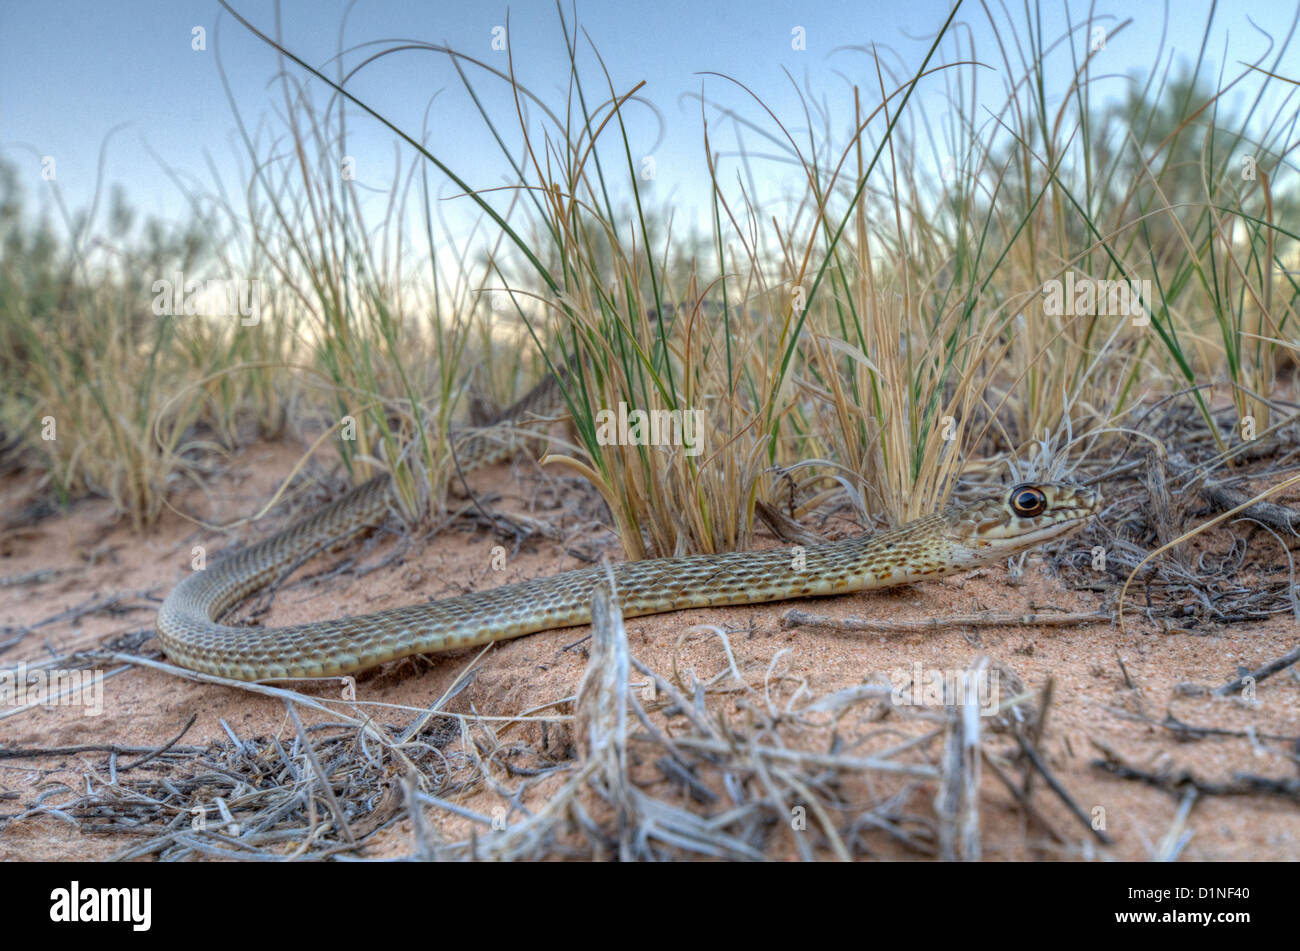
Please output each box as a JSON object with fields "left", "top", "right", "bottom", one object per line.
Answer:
{"left": 1015, "top": 730, "right": 1114, "bottom": 846}
{"left": 781, "top": 607, "right": 1112, "bottom": 633}
{"left": 1212, "top": 645, "right": 1300, "bottom": 697}
{"left": 1092, "top": 745, "right": 1300, "bottom": 803}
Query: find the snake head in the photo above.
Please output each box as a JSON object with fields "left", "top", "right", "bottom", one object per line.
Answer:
{"left": 948, "top": 481, "right": 1102, "bottom": 566}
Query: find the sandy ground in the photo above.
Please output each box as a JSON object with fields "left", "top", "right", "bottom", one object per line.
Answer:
{"left": 1, "top": 441, "right": 1298, "bottom": 861}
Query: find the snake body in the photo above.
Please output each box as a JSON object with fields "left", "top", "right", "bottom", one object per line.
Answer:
{"left": 156, "top": 380, "right": 1101, "bottom": 681}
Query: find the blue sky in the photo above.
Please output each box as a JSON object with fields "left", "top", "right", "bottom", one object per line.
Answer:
{"left": 2, "top": 0, "right": 1296, "bottom": 255}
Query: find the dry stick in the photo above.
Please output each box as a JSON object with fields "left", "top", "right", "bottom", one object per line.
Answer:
{"left": 629, "top": 657, "right": 718, "bottom": 739}
{"left": 1144, "top": 448, "right": 1185, "bottom": 557}
{"left": 0, "top": 567, "right": 77, "bottom": 587}
{"left": 659, "top": 734, "right": 940, "bottom": 778}
{"left": 397, "top": 642, "right": 494, "bottom": 743}
{"left": 980, "top": 750, "right": 1066, "bottom": 845}
{"left": 1, "top": 591, "right": 151, "bottom": 643}
{"left": 99, "top": 652, "right": 422, "bottom": 772}
{"left": 1166, "top": 450, "right": 1300, "bottom": 620}
{"left": 0, "top": 660, "right": 136, "bottom": 723}
{"left": 781, "top": 607, "right": 1111, "bottom": 633}
{"left": 445, "top": 407, "right": 550, "bottom": 547}
{"left": 283, "top": 700, "right": 357, "bottom": 846}
{"left": 959, "top": 669, "right": 984, "bottom": 862}
{"left": 1119, "top": 465, "right": 1300, "bottom": 633}
{"left": 1114, "top": 648, "right": 1136, "bottom": 690}
{"left": 1213, "top": 645, "right": 1300, "bottom": 697}
{"left": 105, "top": 652, "right": 361, "bottom": 719}
{"left": 403, "top": 773, "right": 439, "bottom": 861}
{"left": 0, "top": 739, "right": 204, "bottom": 760}
{"left": 943, "top": 659, "right": 992, "bottom": 861}
{"left": 1029, "top": 676, "right": 1054, "bottom": 749}
{"left": 1013, "top": 731, "right": 1113, "bottom": 846}
{"left": 1168, "top": 451, "right": 1300, "bottom": 536}
{"left": 1103, "top": 707, "right": 1299, "bottom": 744}
{"left": 1153, "top": 789, "right": 1198, "bottom": 862}
{"left": 119, "top": 713, "right": 199, "bottom": 772}
{"left": 1092, "top": 745, "right": 1300, "bottom": 802}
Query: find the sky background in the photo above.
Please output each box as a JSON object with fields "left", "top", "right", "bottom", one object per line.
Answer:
{"left": 2, "top": 0, "right": 1297, "bottom": 265}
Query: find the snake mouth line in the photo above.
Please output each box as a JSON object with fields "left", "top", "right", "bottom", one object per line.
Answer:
{"left": 1018, "top": 514, "right": 1093, "bottom": 546}
{"left": 1010, "top": 497, "right": 1101, "bottom": 548}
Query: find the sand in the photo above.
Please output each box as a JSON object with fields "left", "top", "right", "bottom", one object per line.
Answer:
{"left": 2, "top": 441, "right": 1297, "bottom": 861}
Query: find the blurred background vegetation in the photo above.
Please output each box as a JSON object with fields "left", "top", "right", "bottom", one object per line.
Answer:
{"left": 1, "top": 2, "right": 1295, "bottom": 553}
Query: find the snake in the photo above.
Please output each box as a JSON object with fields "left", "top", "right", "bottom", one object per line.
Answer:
{"left": 156, "top": 377, "right": 1102, "bottom": 682}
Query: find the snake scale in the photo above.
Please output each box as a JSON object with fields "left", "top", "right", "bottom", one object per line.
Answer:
{"left": 156, "top": 375, "right": 1101, "bottom": 681}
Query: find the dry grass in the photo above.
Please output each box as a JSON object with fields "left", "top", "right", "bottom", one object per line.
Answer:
{"left": 1, "top": 578, "right": 1102, "bottom": 861}
{"left": 2, "top": 4, "right": 1295, "bottom": 541}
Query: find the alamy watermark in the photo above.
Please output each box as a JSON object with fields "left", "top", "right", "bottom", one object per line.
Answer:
{"left": 49, "top": 881, "right": 150, "bottom": 931}
{"left": 1, "top": 663, "right": 104, "bottom": 716}
{"left": 594, "top": 402, "right": 703, "bottom": 456}
{"left": 151, "top": 271, "right": 262, "bottom": 325}
{"left": 1042, "top": 270, "right": 1150, "bottom": 326}
{"left": 888, "top": 663, "right": 1001, "bottom": 716}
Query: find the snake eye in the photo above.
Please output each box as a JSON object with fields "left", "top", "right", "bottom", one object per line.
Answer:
{"left": 1010, "top": 484, "right": 1047, "bottom": 517}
